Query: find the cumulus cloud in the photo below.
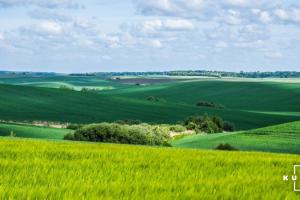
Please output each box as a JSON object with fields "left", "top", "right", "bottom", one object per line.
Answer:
{"left": 140, "top": 19, "right": 194, "bottom": 33}
{"left": 133, "top": 0, "right": 177, "bottom": 15}
{"left": 33, "top": 21, "right": 64, "bottom": 35}
{"left": 273, "top": 7, "right": 300, "bottom": 23}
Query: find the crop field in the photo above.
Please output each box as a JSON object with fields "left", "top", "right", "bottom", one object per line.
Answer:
{"left": 0, "top": 137, "right": 299, "bottom": 199}
{"left": 172, "top": 121, "right": 300, "bottom": 154}
{"left": 0, "top": 76, "right": 125, "bottom": 91}
{"left": 0, "top": 76, "right": 300, "bottom": 130}
{"left": 0, "top": 123, "right": 71, "bottom": 139}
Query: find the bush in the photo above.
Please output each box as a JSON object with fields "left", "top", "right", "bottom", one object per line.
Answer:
{"left": 196, "top": 101, "right": 225, "bottom": 109}
{"left": 147, "top": 96, "right": 159, "bottom": 102}
{"left": 183, "top": 115, "right": 233, "bottom": 134}
{"left": 223, "top": 121, "right": 235, "bottom": 132}
{"left": 215, "top": 143, "right": 238, "bottom": 151}
{"left": 114, "top": 119, "right": 142, "bottom": 125}
{"left": 169, "top": 125, "right": 186, "bottom": 133}
{"left": 67, "top": 124, "right": 84, "bottom": 130}
{"left": 64, "top": 133, "right": 75, "bottom": 140}
{"left": 70, "top": 123, "right": 170, "bottom": 146}
{"left": 59, "top": 85, "right": 74, "bottom": 91}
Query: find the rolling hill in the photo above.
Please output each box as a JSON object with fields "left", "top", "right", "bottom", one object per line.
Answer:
{"left": 172, "top": 121, "right": 300, "bottom": 154}
{"left": 0, "top": 123, "right": 71, "bottom": 140}
{"left": 0, "top": 78, "right": 300, "bottom": 130}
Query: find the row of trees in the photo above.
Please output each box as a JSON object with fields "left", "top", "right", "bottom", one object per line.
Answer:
{"left": 65, "top": 115, "right": 235, "bottom": 146}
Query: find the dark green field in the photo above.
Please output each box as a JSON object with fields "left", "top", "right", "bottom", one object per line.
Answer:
{"left": 0, "top": 76, "right": 300, "bottom": 130}
{"left": 172, "top": 121, "right": 300, "bottom": 154}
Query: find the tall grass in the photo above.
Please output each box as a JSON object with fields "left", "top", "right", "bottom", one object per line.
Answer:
{"left": 0, "top": 137, "right": 299, "bottom": 199}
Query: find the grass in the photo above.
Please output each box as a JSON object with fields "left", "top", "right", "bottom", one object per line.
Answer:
{"left": 1, "top": 77, "right": 300, "bottom": 130}
{"left": 0, "top": 123, "right": 71, "bottom": 140}
{"left": 0, "top": 137, "right": 299, "bottom": 199}
{"left": 172, "top": 121, "right": 300, "bottom": 154}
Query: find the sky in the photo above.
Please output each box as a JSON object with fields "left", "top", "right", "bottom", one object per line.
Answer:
{"left": 0, "top": 0, "right": 300, "bottom": 73}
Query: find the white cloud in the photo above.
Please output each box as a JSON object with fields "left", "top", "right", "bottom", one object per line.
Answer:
{"left": 34, "top": 21, "right": 63, "bottom": 35}
{"left": 264, "top": 51, "right": 283, "bottom": 59}
{"left": 141, "top": 19, "right": 194, "bottom": 33}
{"left": 252, "top": 9, "right": 272, "bottom": 24}
{"left": 223, "top": 0, "right": 257, "bottom": 7}
{"left": 0, "top": 0, "right": 82, "bottom": 9}
{"left": 215, "top": 41, "right": 228, "bottom": 48}
{"left": 221, "top": 10, "right": 242, "bottom": 25}
{"left": 148, "top": 39, "right": 163, "bottom": 48}
{"left": 161, "top": 19, "right": 194, "bottom": 31}
{"left": 274, "top": 8, "right": 300, "bottom": 23}
{"left": 133, "top": 0, "right": 176, "bottom": 15}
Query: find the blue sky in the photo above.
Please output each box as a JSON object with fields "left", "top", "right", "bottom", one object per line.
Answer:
{"left": 0, "top": 0, "right": 300, "bottom": 73}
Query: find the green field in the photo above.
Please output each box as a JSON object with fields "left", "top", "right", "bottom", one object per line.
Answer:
{"left": 0, "top": 123, "right": 71, "bottom": 140}
{"left": 0, "top": 75, "right": 300, "bottom": 199}
{"left": 172, "top": 121, "right": 300, "bottom": 154}
{"left": 1, "top": 76, "right": 300, "bottom": 130}
{"left": 0, "top": 76, "right": 125, "bottom": 91}
{"left": 0, "top": 137, "right": 299, "bottom": 199}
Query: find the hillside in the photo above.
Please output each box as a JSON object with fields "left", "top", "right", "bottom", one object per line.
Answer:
{"left": 172, "top": 121, "right": 300, "bottom": 154}
{"left": 0, "top": 76, "right": 125, "bottom": 91}
{"left": 0, "top": 78, "right": 300, "bottom": 130}
{"left": 0, "top": 137, "right": 299, "bottom": 199}
{"left": 0, "top": 123, "right": 70, "bottom": 139}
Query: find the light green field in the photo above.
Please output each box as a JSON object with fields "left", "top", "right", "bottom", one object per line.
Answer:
{"left": 172, "top": 121, "right": 300, "bottom": 154}
{"left": 0, "top": 137, "right": 299, "bottom": 199}
{"left": 0, "top": 123, "right": 71, "bottom": 140}
{"left": 0, "top": 77, "right": 300, "bottom": 130}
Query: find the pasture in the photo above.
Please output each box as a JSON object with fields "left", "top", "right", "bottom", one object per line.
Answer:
{"left": 0, "top": 137, "right": 299, "bottom": 199}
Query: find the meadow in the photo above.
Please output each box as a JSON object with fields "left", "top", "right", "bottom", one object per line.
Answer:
{"left": 172, "top": 121, "right": 300, "bottom": 154}
{"left": 0, "top": 137, "right": 299, "bottom": 199}
{"left": 0, "top": 76, "right": 300, "bottom": 130}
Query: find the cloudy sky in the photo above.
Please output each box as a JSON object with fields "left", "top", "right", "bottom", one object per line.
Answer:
{"left": 0, "top": 0, "right": 300, "bottom": 73}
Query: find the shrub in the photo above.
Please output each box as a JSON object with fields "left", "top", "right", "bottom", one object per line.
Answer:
{"left": 67, "top": 124, "right": 84, "bottom": 130}
{"left": 184, "top": 115, "right": 233, "bottom": 134}
{"left": 196, "top": 101, "right": 225, "bottom": 109}
{"left": 223, "top": 121, "right": 235, "bottom": 132}
{"left": 70, "top": 123, "right": 170, "bottom": 146}
{"left": 147, "top": 96, "right": 159, "bottom": 102}
{"left": 114, "top": 119, "right": 142, "bottom": 125}
{"left": 10, "top": 130, "right": 16, "bottom": 137}
{"left": 59, "top": 85, "right": 74, "bottom": 91}
{"left": 215, "top": 143, "right": 238, "bottom": 151}
{"left": 200, "top": 120, "right": 220, "bottom": 133}
{"left": 64, "top": 133, "right": 75, "bottom": 140}
{"left": 169, "top": 125, "right": 186, "bottom": 133}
